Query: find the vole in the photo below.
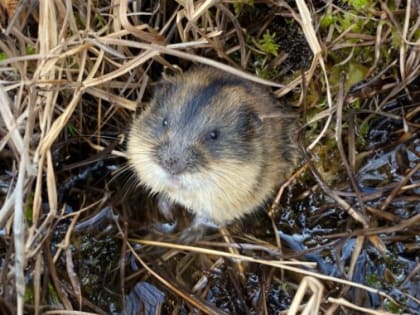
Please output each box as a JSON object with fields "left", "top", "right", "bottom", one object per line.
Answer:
{"left": 127, "top": 67, "right": 300, "bottom": 242}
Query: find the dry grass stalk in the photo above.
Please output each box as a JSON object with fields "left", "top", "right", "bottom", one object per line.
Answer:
{"left": 0, "top": 0, "right": 418, "bottom": 313}
{"left": 288, "top": 276, "right": 324, "bottom": 315}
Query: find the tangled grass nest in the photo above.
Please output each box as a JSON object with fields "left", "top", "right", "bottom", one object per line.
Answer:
{"left": 0, "top": 0, "right": 419, "bottom": 314}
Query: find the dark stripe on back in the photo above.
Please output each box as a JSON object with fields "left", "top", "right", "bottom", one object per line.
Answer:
{"left": 180, "top": 77, "right": 246, "bottom": 125}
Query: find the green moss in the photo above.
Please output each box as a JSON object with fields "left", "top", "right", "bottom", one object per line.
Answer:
{"left": 356, "top": 119, "right": 369, "bottom": 146}
{"left": 233, "top": 0, "right": 254, "bottom": 16}
{"left": 257, "top": 30, "right": 279, "bottom": 57}
{"left": 255, "top": 67, "right": 270, "bottom": 79}
{"left": 341, "top": 13, "right": 356, "bottom": 32}
{"left": 0, "top": 52, "right": 6, "bottom": 61}
{"left": 95, "top": 14, "right": 106, "bottom": 27}
{"left": 365, "top": 273, "right": 382, "bottom": 288}
{"left": 357, "top": 46, "right": 375, "bottom": 64}
{"left": 384, "top": 299, "right": 404, "bottom": 313}
{"left": 24, "top": 286, "right": 33, "bottom": 303}
{"left": 414, "top": 29, "right": 420, "bottom": 41}
{"left": 345, "top": 62, "right": 368, "bottom": 91}
{"left": 47, "top": 283, "right": 63, "bottom": 307}
{"left": 75, "top": 12, "right": 86, "bottom": 29}
{"left": 328, "top": 62, "right": 341, "bottom": 81}
{"left": 67, "top": 123, "right": 79, "bottom": 136}
{"left": 25, "top": 192, "right": 34, "bottom": 225}
{"left": 324, "top": 8, "right": 377, "bottom": 38}
{"left": 245, "top": 29, "right": 282, "bottom": 79}
{"left": 25, "top": 45, "right": 36, "bottom": 55}
{"left": 320, "top": 14, "right": 335, "bottom": 29}
{"left": 346, "top": 0, "right": 372, "bottom": 10}
{"left": 351, "top": 99, "right": 362, "bottom": 110}
{"left": 391, "top": 29, "right": 401, "bottom": 49}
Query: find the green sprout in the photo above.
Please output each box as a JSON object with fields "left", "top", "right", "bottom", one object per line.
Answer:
{"left": 257, "top": 30, "right": 279, "bottom": 57}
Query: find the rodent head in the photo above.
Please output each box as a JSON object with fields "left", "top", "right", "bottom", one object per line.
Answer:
{"left": 128, "top": 68, "right": 266, "bottom": 195}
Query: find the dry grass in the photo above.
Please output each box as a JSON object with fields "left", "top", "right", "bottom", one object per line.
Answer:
{"left": 0, "top": 0, "right": 419, "bottom": 314}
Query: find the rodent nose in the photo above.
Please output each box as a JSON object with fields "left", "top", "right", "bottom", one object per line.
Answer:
{"left": 156, "top": 144, "right": 189, "bottom": 175}
{"left": 162, "top": 156, "right": 187, "bottom": 175}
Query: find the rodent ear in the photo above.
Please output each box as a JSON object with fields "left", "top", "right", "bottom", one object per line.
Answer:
{"left": 248, "top": 110, "right": 263, "bottom": 127}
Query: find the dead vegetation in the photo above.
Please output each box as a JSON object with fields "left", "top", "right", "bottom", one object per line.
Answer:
{"left": 0, "top": 0, "right": 419, "bottom": 314}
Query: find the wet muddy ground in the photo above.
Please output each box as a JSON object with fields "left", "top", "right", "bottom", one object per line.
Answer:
{"left": 0, "top": 0, "right": 419, "bottom": 314}
{"left": 30, "top": 83, "right": 418, "bottom": 314}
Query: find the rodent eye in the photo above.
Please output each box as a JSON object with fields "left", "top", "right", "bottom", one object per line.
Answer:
{"left": 162, "top": 118, "right": 168, "bottom": 127}
{"left": 208, "top": 130, "right": 219, "bottom": 140}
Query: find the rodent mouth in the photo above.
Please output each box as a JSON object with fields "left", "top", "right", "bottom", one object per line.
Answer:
{"left": 161, "top": 171, "right": 185, "bottom": 190}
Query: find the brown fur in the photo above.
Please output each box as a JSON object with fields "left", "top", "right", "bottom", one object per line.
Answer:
{"left": 127, "top": 67, "right": 300, "bottom": 234}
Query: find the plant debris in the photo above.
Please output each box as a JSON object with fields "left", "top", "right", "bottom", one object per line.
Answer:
{"left": 0, "top": 0, "right": 419, "bottom": 314}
